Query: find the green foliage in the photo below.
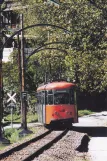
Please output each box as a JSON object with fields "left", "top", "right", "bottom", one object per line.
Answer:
{"left": 78, "top": 110, "right": 95, "bottom": 117}
{"left": 4, "top": 128, "right": 19, "bottom": 143}
{"left": 4, "top": 113, "right": 21, "bottom": 122}
{"left": 3, "top": 49, "right": 19, "bottom": 92}
{"left": 0, "top": 126, "right": 38, "bottom": 150}
{"left": 4, "top": 126, "right": 37, "bottom": 144}
{"left": 27, "top": 112, "right": 38, "bottom": 123}
{"left": 4, "top": 112, "right": 38, "bottom": 123}
{"left": 3, "top": 0, "right": 107, "bottom": 94}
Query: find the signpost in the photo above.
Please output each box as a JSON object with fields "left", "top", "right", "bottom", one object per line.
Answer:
{"left": 8, "top": 102, "right": 16, "bottom": 128}
{"left": 7, "top": 92, "right": 16, "bottom": 128}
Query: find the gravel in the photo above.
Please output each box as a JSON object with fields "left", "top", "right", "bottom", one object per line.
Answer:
{"left": 0, "top": 126, "right": 47, "bottom": 154}
{"left": 0, "top": 126, "right": 91, "bottom": 161}
{"left": 34, "top": 130, "right": 90, "bottom": 161}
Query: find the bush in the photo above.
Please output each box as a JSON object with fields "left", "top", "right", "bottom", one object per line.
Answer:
{"left": 78, "top": 110, "right": 94, "bottom": 117}
{"left": 4, "top": 128, "right": 19, "bottom": 143}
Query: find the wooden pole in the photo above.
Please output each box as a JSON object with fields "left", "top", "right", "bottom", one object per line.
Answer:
{"left": 20, "top": 14, "right": 27, "bottom": 130}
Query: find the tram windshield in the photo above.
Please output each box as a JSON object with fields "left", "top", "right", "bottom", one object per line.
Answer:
{"left": 37, "top": 88, "right": 75, "bottom": 105}
{"left": 54, "top": 92, "right": 69, "bottom": 104}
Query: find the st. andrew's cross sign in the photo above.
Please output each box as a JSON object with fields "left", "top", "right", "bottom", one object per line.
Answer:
{"left": 7, "top": 93, "right": 16, "bottom": 103}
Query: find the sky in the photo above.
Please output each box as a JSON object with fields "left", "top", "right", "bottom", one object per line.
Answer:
{"left": 2, "top": 48, "right": 13, "bottom": 62}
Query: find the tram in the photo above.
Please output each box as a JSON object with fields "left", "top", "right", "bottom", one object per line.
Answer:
{"left": 36, "top": 81, "right": 78, "bottom": 127}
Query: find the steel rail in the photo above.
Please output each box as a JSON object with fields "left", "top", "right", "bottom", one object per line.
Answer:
{"left": 0, "top": 130, "right": 52, "bottom": 160}
{"left": 22, "top": 129, "right": 68, "bottom": 161}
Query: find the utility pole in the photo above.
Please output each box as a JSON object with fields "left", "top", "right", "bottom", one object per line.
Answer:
{"left": 20, "top": 14, "right": 32, "bottom": 135}
{"left": 17, "top": 34, "right": 21, "bottom": 89}
{"left": 20, "top": 13, "right": 26, "bottom": 129}
{"left": 0, "top": 0, "right": 3, "bottom": 141}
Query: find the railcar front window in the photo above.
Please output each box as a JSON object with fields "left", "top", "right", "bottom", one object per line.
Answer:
{"left": 54, "top": 93, "right": 69, "bottom": 104}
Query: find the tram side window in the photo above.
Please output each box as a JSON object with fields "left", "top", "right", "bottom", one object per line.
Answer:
{"left": 45, "top": 91, "right": 47, "bottom": 104}
{"left": 70, "top": 89, "right": 74, "bottom": 104}
{"left": 37, "top": 91, "right": 45, "bottom": 104}
{"left": 37, "top": 92, "right": 40, "bottom": 104}
{"left": 41, "top": 91, "right": 45, "bottom": 104}
{"left": 48, "top": 95, "right": 53, "bottom": 104}
{"left": 47, "top": 90, "right": 53, "bottom": 105}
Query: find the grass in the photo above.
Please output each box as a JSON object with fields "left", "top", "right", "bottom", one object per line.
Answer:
{"left": 0, "top": 126, "right": 39, "bottom": 150}
{"left": 27, "top": 112, "right": 38, "bottom": 123}
{"left": 0, "top": 123, "right": 39, "bottom": 150}
{"left": 0, "top": 110, "right": 94, "bottom": 150}
{"left": 4, "top": 126, "right": 38, "bottom": 143}
{"left": 78, "top": 109, "right": 95, "bottom": 117}
{"left": 74, "top": 156, "right": 90, "bottom": 161}
{"left": 4, "top": 109, "right": 94, "bottom": 123}
{"left": 0, "top": 144, "right": 8, "bottom": 150}
{"left": 4, "top": 128, "right": 20, "bottom": 143}
{"left": 3, "top": 112, "right": 38, "bottom": 123}
{"left": 0, "top": 112, "right": 38, "bottom": 150}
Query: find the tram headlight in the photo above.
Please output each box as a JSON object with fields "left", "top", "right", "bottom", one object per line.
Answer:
{"left": 66, "top": 111, "right": 72, "bottom": 115}
{"left": 54, "top": 111, "right": 59, "bottom": 116}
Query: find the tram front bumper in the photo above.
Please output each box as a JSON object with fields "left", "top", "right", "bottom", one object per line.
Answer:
{"left": 50, "top": 118, "right": 74, "bottom": 125}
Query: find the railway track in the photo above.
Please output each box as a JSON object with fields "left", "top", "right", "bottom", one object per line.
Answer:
{"left": 0, "top": 129, "right": 68, "bottom": 161}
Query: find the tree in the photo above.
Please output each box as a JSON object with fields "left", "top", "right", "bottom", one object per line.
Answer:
{"left": 3, "top": 50, "right": 19, "bottom": 92}
{"left": 11, "top": 0, "right": 107, "bottom": 93}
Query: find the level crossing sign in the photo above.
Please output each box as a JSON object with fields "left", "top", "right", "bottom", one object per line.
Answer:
{"left": 7, "top": 92, "right": 16, "bottom": 103}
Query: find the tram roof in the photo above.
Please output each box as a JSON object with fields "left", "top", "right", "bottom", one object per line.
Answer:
{"left": 37, "top": 81, "right": 75, "bottom": 91}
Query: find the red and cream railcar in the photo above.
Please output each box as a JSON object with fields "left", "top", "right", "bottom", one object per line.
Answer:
{"left": 36, "top": 81, "right": 78, "bottom": 127}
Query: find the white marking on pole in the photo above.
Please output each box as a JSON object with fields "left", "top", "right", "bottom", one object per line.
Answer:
{"left": 7, "top": 93, "right": 16, "bottom": 103}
